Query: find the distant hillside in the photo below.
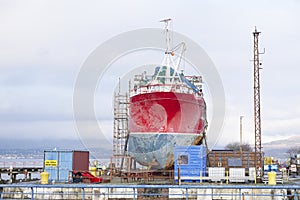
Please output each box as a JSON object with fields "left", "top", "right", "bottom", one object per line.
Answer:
{"left": 263, "top": 135, "right": 300, "bottom": 160}
{"left": 0, "top": 138, "right": 85, "bottom": 150}
{"left": 2, "top": 136, "right": 299, "bottom": 161}
{"left": 0, "top": 138, "right": 113, "bottom": 159}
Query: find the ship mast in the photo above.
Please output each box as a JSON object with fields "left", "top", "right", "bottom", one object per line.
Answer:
{"left": 160, "top": 18, "right": 172, "bottom": 54}
{"left": 153, "top": 18, "right": 185, "bottom": 85}
{"left": 160, "top": 18, "right": 173, "bottom": 80}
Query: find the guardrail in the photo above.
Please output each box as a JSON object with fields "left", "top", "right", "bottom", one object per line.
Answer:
{"left": 0, "top": 184, "right": 299, "bottom": 200}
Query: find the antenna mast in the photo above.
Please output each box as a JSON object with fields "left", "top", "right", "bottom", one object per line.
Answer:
{"left": 253, "top": 27, "right": 264, "bottom": 178}
{"left": 160, "top": 18, "right": 172, "bottom": 54}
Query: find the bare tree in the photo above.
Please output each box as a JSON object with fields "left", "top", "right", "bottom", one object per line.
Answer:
{"left": 225, "top": 142, "right": 253, "bottom": 152}
{"left": 286, "top": 146, "right": 300, "bottom": 157}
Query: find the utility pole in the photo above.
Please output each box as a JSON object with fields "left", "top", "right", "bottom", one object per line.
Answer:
{"left": 240, "top": 116, "right": 244, "bottom": 153}
{"left": 253, "top": 27, "right": 264, "bottom": 178}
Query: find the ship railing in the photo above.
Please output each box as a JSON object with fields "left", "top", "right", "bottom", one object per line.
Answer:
{"left": 130, "top": 84, "right": 200, "bottom": 97}
{"left": 0, "top": 184, "right": 300, "bottom": 199}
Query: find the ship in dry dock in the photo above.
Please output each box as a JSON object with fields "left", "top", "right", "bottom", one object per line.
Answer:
{"left": 127, "top": 19, "right": 208, "bottom": 169}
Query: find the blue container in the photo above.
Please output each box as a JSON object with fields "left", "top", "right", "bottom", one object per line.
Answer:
{"left": 174, "top": 145, "right": 206, "bottom": 181}
{"left": 58, "top": 151, "right": 73, "bottom": 182}
{"left": 44, "top": 151, "right": 59, "bottom": 182}
{"left": 44, "top": 150, "right": 89, "bottom": 182}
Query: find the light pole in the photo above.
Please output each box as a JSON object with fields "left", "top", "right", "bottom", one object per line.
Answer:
{"left": 240, "top": 116, "right": 244, "bottom": 153}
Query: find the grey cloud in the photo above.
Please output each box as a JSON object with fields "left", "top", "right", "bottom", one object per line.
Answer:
{"left": 0, "top": 0, "right": 299, "bottom": 145}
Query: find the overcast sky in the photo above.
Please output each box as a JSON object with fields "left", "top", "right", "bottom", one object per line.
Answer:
{"left": 0, "top": 0, "right": 300, "bottom": 150}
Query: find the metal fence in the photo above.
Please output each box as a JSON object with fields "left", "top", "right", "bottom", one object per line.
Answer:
{"left": 0, "top": 184, "right": 300, "bottom": 200}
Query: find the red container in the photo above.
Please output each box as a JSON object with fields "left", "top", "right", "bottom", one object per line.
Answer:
{"left": 72, "top": 151, "right": 89, "bottom": 171}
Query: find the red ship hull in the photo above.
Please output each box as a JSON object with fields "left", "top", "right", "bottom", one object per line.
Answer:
{"left": 130, "top": 92, "right": 206, "bottom": 133}
{"left": 128, "top": 91, "right": 206, "bottom": 169}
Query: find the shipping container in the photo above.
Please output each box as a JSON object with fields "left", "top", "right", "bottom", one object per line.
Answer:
{"left": 44, "top": 151, "right": 59, "bottom": 182}
{"left": 44, "top": 150, "right": 89, "bottom": 182}
{"left": 174, "top": 145, "right": 206, "bottom": 181}
{"left": 73, "top": 151, "right": 89, "bottom": 170}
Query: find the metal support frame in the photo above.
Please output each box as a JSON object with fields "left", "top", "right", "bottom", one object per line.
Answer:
{"left": 113, "top": 87, "right": 129, "bottom": 170}
{"left": 253, "top": 28, "right": 264, "bottom": 175}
